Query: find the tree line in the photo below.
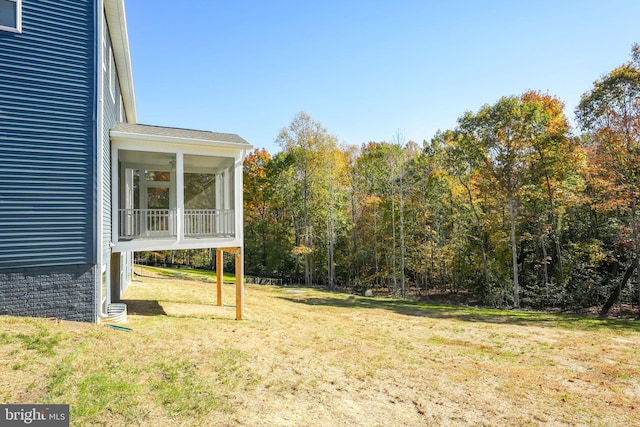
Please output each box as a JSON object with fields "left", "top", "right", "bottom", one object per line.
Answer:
{"left": 139, "top": 44, "right": 640, "bottom": 314}
{"left": 241, "top": 44, "right": 640, "bottom": 313}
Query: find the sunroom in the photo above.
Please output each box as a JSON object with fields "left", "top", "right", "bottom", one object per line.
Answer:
{"left": 110, "top": 123, "right": 251, "bottom": 253}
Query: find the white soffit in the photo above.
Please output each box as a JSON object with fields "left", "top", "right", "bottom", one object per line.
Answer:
{"left": 104, "top": 0, "right": 137, "bottom": 123}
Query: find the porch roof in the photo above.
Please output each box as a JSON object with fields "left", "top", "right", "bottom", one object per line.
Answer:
{"left": 110, "top": 123, "right": 252, "bottom": 150}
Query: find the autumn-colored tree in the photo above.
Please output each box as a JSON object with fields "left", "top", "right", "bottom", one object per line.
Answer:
{"left": 576, "top": 44, "right": 640, "bottom": 307}
{"left": 438, "top": 130, "right": 494, "bottom": 295}
{"left": 235, "top": 44, "right": 640, "bottom": 315}
{"left": 405, "top": 137, "right": 450, "bottom": 295}
{"left": 351, "top": 142, "right": 388, "bottom": 289}
{"left": 519, "top": 91, "right": 575, "bottom": 303}
{"left": 244, "top": 148, "right": 272, "bottom": 270}
{"left": 276, "top": 112, "right": 343, "bottom": 287}
{"left": 458, "top": 95, "right": 564, "bottom": 308}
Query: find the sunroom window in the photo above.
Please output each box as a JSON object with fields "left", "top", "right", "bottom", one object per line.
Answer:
{"left": 0, "top": 0, "right": 21, "bottom": 33}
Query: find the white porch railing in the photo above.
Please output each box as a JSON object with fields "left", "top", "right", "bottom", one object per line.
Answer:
{"left": 118, "top": 209, "right": 234, "bottom": 240}
{"left": 119, "top": 209, "right": 177, "bottom": 239}
{"left": 184, "top": 209, "right": 235, "bottom": 237}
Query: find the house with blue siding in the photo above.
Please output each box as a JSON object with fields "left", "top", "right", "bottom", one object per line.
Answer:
{"left": 0, "top": 0, "right": 251, "bottom": 322}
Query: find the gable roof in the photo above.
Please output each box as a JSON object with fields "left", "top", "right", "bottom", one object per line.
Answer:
{"left": 110, "top": 123, "right": 252, "bottom": 149}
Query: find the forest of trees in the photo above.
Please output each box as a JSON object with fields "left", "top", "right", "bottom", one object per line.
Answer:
{"left": 142, "top": 45, "right": 640, "bottom": 314}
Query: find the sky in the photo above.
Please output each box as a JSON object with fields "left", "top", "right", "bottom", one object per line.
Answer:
{"left": 124, "top": 1, "right": 640, "bottom": 153}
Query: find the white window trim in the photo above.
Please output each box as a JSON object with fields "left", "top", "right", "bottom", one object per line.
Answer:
{"left": 0, "top": 0, "right": 22, "bottom": 33}
{"left": 102, "top": 39, "right": 107, "bottom": 72}
{"left": 108, "top": 46, "right": 116, "bottom": 101}
{"left": 119, "top": 94, "right": 124, "bottom": 122}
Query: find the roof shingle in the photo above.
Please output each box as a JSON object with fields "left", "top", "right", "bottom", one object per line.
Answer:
{"left": 111, "top": 123, "right": 251, "bottom": 147}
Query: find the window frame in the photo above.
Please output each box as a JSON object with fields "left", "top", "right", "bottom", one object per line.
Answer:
{"left": 108, "top": 46, "right": 116, "bottom": 101}
{"left": 119, "top": 94, "right": 125, "bottom": 122}
{"left": 0, "top": 0, "right": 22, "bottom": 33}
{"left": 102, "top": 39, "right": 107, "bottom": 72}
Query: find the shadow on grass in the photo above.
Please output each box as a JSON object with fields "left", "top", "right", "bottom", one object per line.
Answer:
{"left": 278, "top": 295, "right": 640, "bottom": 332}
{"left": 122, "top": 298, "right": 241, "bottom": 321}
{"left": 122, "top": 299, "right": 166, "bottom": 316}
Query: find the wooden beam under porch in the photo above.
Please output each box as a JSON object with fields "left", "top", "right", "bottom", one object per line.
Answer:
{"left": 215, "top": 247, "right": 244, "bottom": 320}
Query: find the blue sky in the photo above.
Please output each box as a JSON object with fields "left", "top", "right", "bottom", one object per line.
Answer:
{"left": 125, "top": 1, "right": 640, "bottom": 153}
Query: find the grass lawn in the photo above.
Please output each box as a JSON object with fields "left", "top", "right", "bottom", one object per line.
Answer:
{"left": 1, "top": 265, "right": 639, "bottom": 426}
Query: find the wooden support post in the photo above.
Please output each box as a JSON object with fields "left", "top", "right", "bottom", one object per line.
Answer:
{"left": 235, "top": 247, "right": 244, "bottom": 320}
{"left": 216, "top": 249, "right": 223, "bottom": 307}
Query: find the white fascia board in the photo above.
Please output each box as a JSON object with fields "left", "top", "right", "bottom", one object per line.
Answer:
{"left": 104, "top": 0, "right": 137, "bottom": 123}
{"left": 110, "top": 131, "right": 253, "bottom": 152}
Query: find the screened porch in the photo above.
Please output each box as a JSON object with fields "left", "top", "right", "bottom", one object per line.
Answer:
{"left": 116, "top": 150, "right": 235, "bottom": 240}
{"left": 109, "top": 123, "right": 250, "bottom": 253}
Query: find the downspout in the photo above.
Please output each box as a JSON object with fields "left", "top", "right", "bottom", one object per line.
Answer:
{"left": 95, "top": 0, "right": 109, "bottom": 320}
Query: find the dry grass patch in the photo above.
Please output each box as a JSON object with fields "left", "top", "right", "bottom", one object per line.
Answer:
{"left": 1, "top": 266, "right": 639, "bottom": 425}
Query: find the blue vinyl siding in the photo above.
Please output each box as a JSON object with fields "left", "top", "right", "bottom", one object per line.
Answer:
{"left": 0, "top": 0, "right": 96, "bottom": 269}
{"left": 102, "top": 19, "right": 121, "bottom": 266}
